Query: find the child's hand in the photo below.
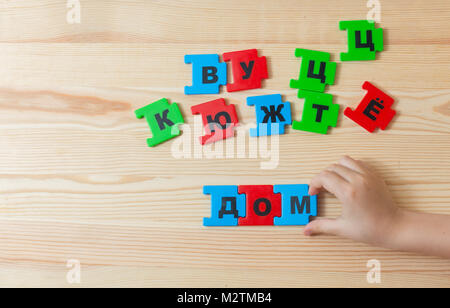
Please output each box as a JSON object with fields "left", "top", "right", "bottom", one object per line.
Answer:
{"left": 305, "top": 156, "right": 450, "bottom": 258}
{"left": 304, "top": 156, "right": 400, "bottom": 246}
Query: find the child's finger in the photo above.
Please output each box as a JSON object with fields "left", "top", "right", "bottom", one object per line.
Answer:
{"left": 339, "top": 156, "right": 366, "bottom": 173}
{"left": 309, "top": 170, "right": 348, "bottom": 198}
{"left": 304, "top": 218, "right": 343, "bottom": 236}
{"left": 327, "top": 163, "right": 360, "bottom": 182}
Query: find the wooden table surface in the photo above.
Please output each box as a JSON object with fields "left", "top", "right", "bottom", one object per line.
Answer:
{"left": 0, "top": 0, "right": 449, "bottom": 288}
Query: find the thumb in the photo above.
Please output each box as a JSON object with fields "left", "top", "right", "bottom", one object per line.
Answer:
{"left": 304, "top": 218, "right": 343, "bottom": 236}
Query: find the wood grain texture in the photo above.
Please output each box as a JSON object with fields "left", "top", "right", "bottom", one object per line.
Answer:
{"left": 0, "top": 0, "right": 449, "bottom": 287}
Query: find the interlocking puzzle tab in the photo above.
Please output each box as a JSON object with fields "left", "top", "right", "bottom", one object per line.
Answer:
{"left": 223, "top": 49, "right": 268, "bottom": 92}
{"left": 238, "top": 185, "right": 281, "bottom": 226}
{"left": 185, "top": 54, "right": 227, "bottom": 95}
{"left": 290, "top": 49, "right": 337, "bottom": 94}
{"left": 340, "top": 20, "right": 384, "bottom": 61}
{"left": 191, "top": 98, "right": 239, "bottom": 145}
{"left": 274, "top": 185, "right": 317, "bottom": 226}
{"left": 247, "top": 94, "right": 292, "bottom": 137}
{"left": 203, "top": 185, "right": 246, "bottom": 227}
{"left": 292, "top": 90, "right": 339, "bottom": 135}
{"left": 135, "top": 98, "right": 184, "bottom": 147}
{"left": 344, "top": 81, "right": 396, "bottom": 133}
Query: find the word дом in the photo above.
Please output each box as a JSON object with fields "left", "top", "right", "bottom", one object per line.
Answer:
{"left": 203, "top": 184, "right": 317, "bottom": 227}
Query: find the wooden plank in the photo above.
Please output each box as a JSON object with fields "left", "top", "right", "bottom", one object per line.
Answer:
{"left": 0, "top": 0, "right": 449, "bottom": 287}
